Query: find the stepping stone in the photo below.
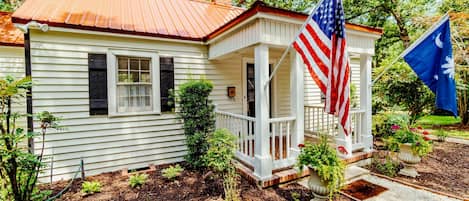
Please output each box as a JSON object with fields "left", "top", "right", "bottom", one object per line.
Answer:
{"left": 345, "top": 166, "right": 370, "bottom": 183}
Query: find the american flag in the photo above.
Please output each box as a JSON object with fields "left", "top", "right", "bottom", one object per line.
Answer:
{"left": 293, "top": 0, "right": 351, "bottom": 136}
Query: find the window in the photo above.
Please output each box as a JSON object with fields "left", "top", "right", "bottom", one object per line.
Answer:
{"left": 88, "top": 54, "right": 108, "bottom": 115}
{"left": 116, "top": 56, "right": 152, "bottom": 113}
{"left": 107, "top": 50, "right": 160, "bottom": 116}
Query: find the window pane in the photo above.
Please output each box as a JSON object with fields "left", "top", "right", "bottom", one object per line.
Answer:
{"left": 141, "top": 72, "right": 150, "bottom": 83}
{"left": 141, "top": 59, "right": 150, "bottom": 71}
{"left": 118, "top": 71, "right": 129, "bottom": 82}
{"left": 118, "top": 57, "right": 128, "bottom": 70}
{"left": 130, "top": 58, "right": 140, "bottom": 71}
{"left": 131, "top": 71, "right": 139, "bottom": 82}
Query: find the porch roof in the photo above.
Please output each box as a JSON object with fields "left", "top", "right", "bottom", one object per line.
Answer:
{"left": 11, "top": 0, "right": 382, "bottom": 43}
{"left": 0, "top": 12, "right": 23, "bottom": 47}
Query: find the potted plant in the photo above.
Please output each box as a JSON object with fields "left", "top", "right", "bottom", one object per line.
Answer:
{"left": 384, "top": 125, "right": 432, "bottom": 177}
{"left": 296, "top": 135, "right": 345, "bottom": 201}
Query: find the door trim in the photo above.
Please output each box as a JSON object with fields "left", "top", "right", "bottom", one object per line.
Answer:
{"left": 242, "top": 57, "right": 277, "bottom": 117}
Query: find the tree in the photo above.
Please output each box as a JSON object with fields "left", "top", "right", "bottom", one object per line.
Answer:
{"left": 232, "top": 0, "right": 318, "bottom": 12}
{"left": 0, "top": 0, "right": 23, "bottom": 12}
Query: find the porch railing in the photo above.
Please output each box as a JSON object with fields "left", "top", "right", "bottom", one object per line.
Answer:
{"left": 269, "top": 116, "right": 296, "bottom": 169}
{"left": 215, "top": 110, "right": 256, "bottom": 166}
{"left": 304, "top": 105, "right": 366, "bottom": 152}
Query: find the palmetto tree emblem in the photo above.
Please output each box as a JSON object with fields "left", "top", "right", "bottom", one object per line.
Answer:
{"left": 442, "top": 56, "right": 455, "bottom": 79}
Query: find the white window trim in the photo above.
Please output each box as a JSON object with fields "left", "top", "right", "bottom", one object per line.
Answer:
{"left": 107, "top": 49, "right": 161, "bottom": 117}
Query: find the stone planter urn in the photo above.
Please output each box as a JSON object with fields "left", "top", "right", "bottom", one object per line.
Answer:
{"left": 398, "top": 143, "right": 421, "bottom": 177}
{"left": 308, "top": 168, "right": 329, "bottom": 201}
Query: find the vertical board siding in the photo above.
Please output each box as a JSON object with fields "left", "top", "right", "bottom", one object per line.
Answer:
{"left": 29, "top": 30, "right": 244, "bottom": 181}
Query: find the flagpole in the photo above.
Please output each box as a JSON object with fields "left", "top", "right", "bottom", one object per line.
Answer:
{"left": 372, "top": 12, "right": 450, "bottom": 85}
{"left": 264, "top": 0, "right": 325, "bottom": 89}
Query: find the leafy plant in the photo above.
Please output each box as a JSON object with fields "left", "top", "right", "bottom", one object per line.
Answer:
{"left": 81, "top": 181, "right": 101, "bottom": 195}
{"left": 161, "top": 164, "right": 184, "bottom": 181}
{"left": 435, "top": 129, "right": 448, "bottom": 142}
{"left": 0, "top": 76, "right": 59, "bottom": 201}
{"left": 176, "top": 79, "right": 215, "bottom": 168}
{"left": 204, "top": 128, "right": 240, "bottom": 201}
{"left": 296, "top": 135, "right": 345, "bottom": 200}
{"left": 385, "top": 126, "right": 433, "bottom": 157}
{"left": 291, "top": 192, "right": 301, "bottom": 201}
{"left": 129, "top": 173, "right": 148, "bottom": 188}
{"left": 371, "top": 156, "right": 400, "bottom": 177}
{"left": 373, "top": 112, "right": 410, "bottom": 139}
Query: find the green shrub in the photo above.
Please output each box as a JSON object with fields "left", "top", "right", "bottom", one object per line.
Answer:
{"left": 129, "top": 173, "right": 149, "bottom": 188}
{"left": 385, "top": 127, "right": 433, "bottom": 157}
{"left": 373, "top": 112, "right": 409, "bottom": 139}
{"left": 81, "top": 181, "right": 101, "bottom": 195}
{"left": 372, "top": 156, "right": 400, "bottom": 177}
{"left": 435, "top": 129, "right": 448, "bottom": 142}
{"left": 162, "top": 165, "right": 184, "bottom": 181}
{"left": 204, "top": 129, "right": 240, "bottom": 201}
{"left": 0, "top": 76, "right": 59, "bottom": 201}
{"left": 176, "top": 79, "right": 215, "bottom": 168}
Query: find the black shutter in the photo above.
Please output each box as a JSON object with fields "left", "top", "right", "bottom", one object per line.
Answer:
{"left": 88, "top": 54, "right": 108, "bottom": 115}
{"left": 160, "top": 57, "right": 174, "bottom": 112}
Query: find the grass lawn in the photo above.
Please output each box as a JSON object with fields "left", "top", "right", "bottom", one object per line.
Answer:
{"left": 417, "top": 115, "right": 469, "bottom": 140}
{"left": 416, "top": 115, "right": 461, "bottom": 126}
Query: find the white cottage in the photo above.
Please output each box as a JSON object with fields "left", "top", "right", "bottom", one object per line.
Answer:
{"left": 7, "top": 0, "right": 381, "bottom": 184}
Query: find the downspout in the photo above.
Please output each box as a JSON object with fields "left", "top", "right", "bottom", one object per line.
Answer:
{"left": 15, "top": 21, "right": 49, "bottom": 153}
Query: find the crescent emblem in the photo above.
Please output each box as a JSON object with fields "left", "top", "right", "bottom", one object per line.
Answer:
{"left": 435, "top": 33, "right": 443, "bottom": 48}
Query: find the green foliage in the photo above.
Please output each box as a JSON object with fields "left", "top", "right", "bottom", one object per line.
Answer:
{"left": 417, "top": 115, "right": 461, "bottom": 126}
{"left": 0, "top": 0, "right": 23, "bottom": 11}
{"left": 128, "top": 173, "right": 148, "bottom": 188}
{"left": 385, "top": 126, "right": 433, "bottom": 157}
{"left": 81, "top": 181, "right": 101, "bottom": 195}
{"left": 176, "top": 79, "right": 215, "bottom": 168}
{"left": 296, "top": 135, "right": 345, "bottom": 199}
{"left": 161, "top": 164, "right": 184, "bottom": 181}
{"left": 371, "top": 156, "right": 400, "bottom": 177}
{"left": 232, "top": 0, "right": 319, "bottom": 12}
{"left": 0, "top": 75, "right": 58, "bottom": 201}
{"left": 291, "top": 192, "right": 301, "bottom": 201}
{"left": 204, "top": 129, "right": 240, "bottom": 201}
{"left": 350, "top": 83, "right": 358, "bottom": 108}
{"left": 372, "top": 112, "right": 409, "bottom": 139}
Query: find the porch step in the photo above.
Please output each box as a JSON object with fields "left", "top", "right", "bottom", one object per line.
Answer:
{"left": 297, "top": 166, "right": 370, "bottom": 189}
{"left": 235, "top": 152, "right": 373, "bottom": 188}
{"left": 344, "top": 166, "right": 370, "bottom": 183}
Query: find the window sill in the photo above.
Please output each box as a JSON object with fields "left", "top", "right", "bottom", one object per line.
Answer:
{"left": 108, "top": 111, "right": 162, "bottom": 118}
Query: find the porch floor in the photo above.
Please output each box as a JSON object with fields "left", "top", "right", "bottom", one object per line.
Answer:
{"left": 236, "top": 150, "right": 374, "bottom": 188}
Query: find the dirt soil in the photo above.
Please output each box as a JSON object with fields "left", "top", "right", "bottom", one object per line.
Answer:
{"left": 41, "top": 164, "right": 353, "bottom": 201}
{"left": 372, "top": 141, "right": 469, "bottom": 198}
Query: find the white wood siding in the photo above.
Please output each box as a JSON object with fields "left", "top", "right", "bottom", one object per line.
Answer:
{"left": 0, "top": 47, "right": 26, "bottom": 126}
{"left": 29, "top": 30, "right": 244, "bottom": 181}
{"left": 304, "top": 57, "right": 361, "bottom": 107}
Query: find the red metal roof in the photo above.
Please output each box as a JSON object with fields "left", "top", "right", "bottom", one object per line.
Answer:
{"left": 12, "top": 0, "right": 245, "bottom": 41}
{"left": 11, "top": 0, "right": 382, "bottom": 42}
{"left": 0, "top": 12, "right": 23, "bottom": 46}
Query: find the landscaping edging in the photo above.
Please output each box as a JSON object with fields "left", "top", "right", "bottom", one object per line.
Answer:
{"left": 370, "top": 172, "right": 467, "bottom": 201}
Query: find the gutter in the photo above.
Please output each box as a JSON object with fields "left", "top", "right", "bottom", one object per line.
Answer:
{"left": 15, "top": 21, "right": 49, "bottom": 153}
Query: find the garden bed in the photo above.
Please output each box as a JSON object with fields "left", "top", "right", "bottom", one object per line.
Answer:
{"left": 41, "top": 164, "right": 353, "bottom": 201}
{"left": 371, "top": 141, "right": 469, "bottom": 198}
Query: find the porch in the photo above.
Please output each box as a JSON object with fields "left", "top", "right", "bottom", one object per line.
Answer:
{"left": 207, "top": 10, "right": 378, "bottom": 182}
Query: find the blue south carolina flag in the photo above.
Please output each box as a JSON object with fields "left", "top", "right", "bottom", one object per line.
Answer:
{"left": 403, "top": 15, "right": 458, "bottom": 116}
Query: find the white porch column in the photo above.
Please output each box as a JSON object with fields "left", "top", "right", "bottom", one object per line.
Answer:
{"left": 289, "top": 50, "right": 304, "bottom": 157}
{"left": 253, "top": 44, "right": 272, "bottom": 180}
{"left": 360, "top": 53, "right": 373, "bottom": 152}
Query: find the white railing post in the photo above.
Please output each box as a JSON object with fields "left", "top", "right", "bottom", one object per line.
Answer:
{"left": 360, "top": 54, "right": 373, "bottom": 152}
{"left": 253, "top": 44, "right": 272, "bottom": 180}
{"left": 290, "top": 50, "right": 304, "bottom": 158}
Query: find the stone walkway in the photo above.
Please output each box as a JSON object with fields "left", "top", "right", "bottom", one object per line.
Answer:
{"left": 297, "top": 167, "right": 462, "bottom": 201}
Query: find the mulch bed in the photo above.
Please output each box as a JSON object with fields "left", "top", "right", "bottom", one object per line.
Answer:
{"left": 40, "top": 164, "right": 353, "bottom": 201}
{"left": 371, "top": 141, "right": 469, "bottom": 199}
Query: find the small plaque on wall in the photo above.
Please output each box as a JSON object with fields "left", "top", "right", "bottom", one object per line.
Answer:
{"left": 227, "top": 86, "right": 236, "bottom": 98}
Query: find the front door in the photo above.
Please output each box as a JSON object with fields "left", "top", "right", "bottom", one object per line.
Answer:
{"left": 245, "top": 63, "right": 272, "bottom": 118}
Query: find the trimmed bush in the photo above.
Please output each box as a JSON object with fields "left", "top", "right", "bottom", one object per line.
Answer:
{"left": 176, "top": 79, "right": 215, "bottom": 168}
